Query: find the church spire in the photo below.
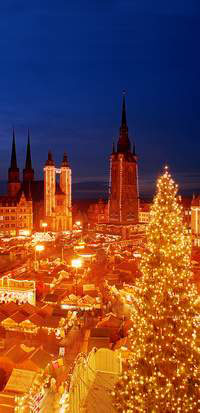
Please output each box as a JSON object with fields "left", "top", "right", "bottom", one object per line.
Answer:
{"left": 117, "top": 91, "right": 131, "bottom": 153}
{"left": 112, "top": 140, "right": 115, "bottom": 154}
{"left": 8, "top": 129, "right": 21, "bottom": 195}
{"left": 132, "top": 140, "right": 136, "bottom": 156}
{"left": 25, "top": 129, "right": 32, "bottom": 170}
{"left": 45, "top": 151, "right": 55, "bottom": 166}
{"left": 10, "top": 128, "right": 18, "bottom": 170}
{"left": 23, "top": 129, "right": 34, "bottom": 182}
{"left": 121, "top": 90, "right": 127, "bottom": 127}
{"left": 61, "top": 152, "right": 68, "bottom": 167}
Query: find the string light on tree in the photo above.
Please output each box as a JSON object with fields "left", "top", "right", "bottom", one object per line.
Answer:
{"left": 112, "top": 167, "right": 200, "bottom": 413}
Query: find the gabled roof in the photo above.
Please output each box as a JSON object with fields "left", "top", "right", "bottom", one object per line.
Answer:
{"left": 4, "top": 344, "right": 35, "bottom": 364}
{"left": 0, "top": 303, "right": 19, "bottom": 316}
{"left": 24, "top": 347, "right": 53, "bottom": 370}
{"left": 4, "top": 368, "right": 37, "bottom": 394}
{"left": 20, "top": 303, "right": 36, "bottom": 316}
{"left": 8, "top": 311, "right": 28, "bottom": 324}
{"left": 28, "top": 313, "right": 46, "bottom": 327}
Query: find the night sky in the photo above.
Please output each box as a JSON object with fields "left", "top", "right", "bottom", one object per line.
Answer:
{"left": 0, "top": 0, "right": 200, "bottom": 197}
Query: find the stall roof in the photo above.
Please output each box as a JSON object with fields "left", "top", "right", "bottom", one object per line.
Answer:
{"left": 28, "top": 313, "right": 46, "bottom": 327}
{"left": 0, "top": 392, "right": 15, "bottom": 407}
{"left": 20, "top": 303, "right": 36, "bottom": 316}
{"left": 4, "top": 368, "right": 37, "bottom": 394}
{"left": 0, "top": 303, "right": 19, "bottom": 316}
{"left": 24, "top": 347, "right": 53, "bottom": 370}
{"left": 4, "top": 344, "right": 35, "bottom": 364}
{"left": 8, "top": 311, "right": 28, "bottom": 324}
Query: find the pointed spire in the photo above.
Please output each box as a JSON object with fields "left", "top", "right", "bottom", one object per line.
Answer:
{"left": 121, "top": 90, "right": 127, "bottom": 127}
{"left": 25, "top": 129, "right": 32, "bottom": 170}
{"left": 117, "top": 91, "right": 131, "bottom": 153}
{"left": 132, "top": 140, "right": 136, "bottom": 156}
{"left": 112, "top": 141, "right": 115, "bottom": 154}
{"left": 8, "top": 129, "right": 20, "bottom": 188}
{"left": 45, "top": 151, "right": 55, "bottom": 166}
{"left": 61, "top": 152, "right": 68, "bottom": 167}
{"left": 10, "top": 128, "right": 18, "bottom": 169}
{"left": 23, "top": 129, "right": 34, "bottom": 182}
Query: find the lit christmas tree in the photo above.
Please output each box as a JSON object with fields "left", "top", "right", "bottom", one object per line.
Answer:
{"left": 112, "top": 167, "right": 200, "bottom": 413}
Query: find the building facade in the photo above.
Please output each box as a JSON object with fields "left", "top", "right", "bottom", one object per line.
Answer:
{"left": 44, "top": 152, "right": 72, "bottom": 231}
{"left": 191, "top": 196, "right": 200, "bottom": 245}
{"left": 108, "top": 93, "right": 139, "bottom": 224}
{"left": 0, "top": 130, "right": 72, "bottom": 235}
{"left": 0, "top": 131, "right": 33, "bottom": 236}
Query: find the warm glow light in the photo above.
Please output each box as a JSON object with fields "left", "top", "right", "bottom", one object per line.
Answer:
{"left": 76, "top": 221, "right": 81, "bottom": 226}
{"left": 71, "top": 258, "right": 82, "bottom": 269}
{"left": 74, "top": 241, "right": 85, "bottom": 250}
{"left": 112, "top": 168, "right": 200, "bottom": 413}
{"left": 35, "top": 245, "right": 45, "bottom": 252}
{"left": 41, "top": 222, "right": 48, "bottom": 228}
{"left": 20, "top": 229, "right": 30, "bottom": 236}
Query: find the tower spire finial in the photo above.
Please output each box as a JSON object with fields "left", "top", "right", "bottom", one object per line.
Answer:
{"left": 117, "top": 91, "right": 131, "bottom": 153}
{"left": 8, "top": 128, "right": 20, "bottom": 192}
{"left": 121, "top": 89, "right": 127, "bottom": 127}
{"left": 132, "top": 140, "right": 136, "bottom": 156}
{"left": 25, "top": 128, "right": 32, "bottom": 170}
{"left": 61, "top": 152, "right": 68, "bottom": 166}
{"left": 45, "top": 150, "right": 55, "bottom": 166}
{"left": 23, "top": 128, "right": 34, "bottom": 182}
{"left": 10, "top": 128, "right": 18, "bottom": 169}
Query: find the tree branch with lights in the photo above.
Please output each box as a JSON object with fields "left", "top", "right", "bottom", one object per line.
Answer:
{"left": 112, "top": 167, "right": 200, "bottom": 413}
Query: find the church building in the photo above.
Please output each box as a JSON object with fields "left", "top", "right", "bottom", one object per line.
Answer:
{"left": 0, "top": 130, "right": 72, "bottom": 235}
{"left": 108, "top": 93, "right": 139, "bottom": 224}
{"left": 44, "top": 151, "right": 72, "bottom": 231}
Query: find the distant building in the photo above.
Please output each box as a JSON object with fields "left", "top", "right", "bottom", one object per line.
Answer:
{"left": 179, "top": 196, "right": 192, "bottom": 229}
{"left": 0, "top": 131, "right": 33, "bottom": 236}
{"left": 191, "top": 195, "right": 200, "bottom": 245}
{"left": 0, "top": 129, "right": 72, "bottom": 234}
{"left": 108, "top": 93, "right": 139, "bottom": 224}
{"left": 139, "top": 201, "right": 151, "bottom": 223}
{"left": 87, "top": 199, "right": 108, "bottom": 225}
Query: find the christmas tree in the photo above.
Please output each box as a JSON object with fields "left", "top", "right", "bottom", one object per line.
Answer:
{"left": 112, "top": 167, "right": 200, "bottom": 413}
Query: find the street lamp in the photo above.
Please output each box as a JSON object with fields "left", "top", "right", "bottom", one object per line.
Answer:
{"left": 35, "top": 244, "right": 45, "bottom": 263}
{"left": 41, "top": 222, "right": 48, "bottom": 232}
{"left": 71, "top": 258, "right": 82, "bottom": 295}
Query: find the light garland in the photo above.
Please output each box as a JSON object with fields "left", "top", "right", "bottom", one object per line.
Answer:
{"left": 119, "top": 156, "right": 123, "bottom": 223}
{"left": 112, "top": 167, "right": 200, "bottom": 412}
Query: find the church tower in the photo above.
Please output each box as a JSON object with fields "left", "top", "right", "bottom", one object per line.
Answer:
{"left": 8, "top": 129, "right": 21, "bottom": 197}
{"left": 44, "top": 151, "right": 56, "bottom": 218}
{"left": 108, "top": 93, "right": 139, "bottom": 224}
{"left": 60, "top": 152, "right": 72, "bottom": 229}
{"left": 23, "top": 129, "right": 34, "bottom": 183}
{"left": 44, "top": 151, "right": 72, "bottom": 231}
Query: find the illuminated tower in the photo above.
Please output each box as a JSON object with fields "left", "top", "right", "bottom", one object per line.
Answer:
{"left": 44, "top": 151, "right": 72, "bottom": 231}
{"left": 60, "top": 152, "right": 72, "bottom": 229}
{"left": 108, "top": 93, "right": 139, "bottom": 224}
{"left": 23, "top": 129, "right": 34, "bottom": 183}
{"left": 44, "top": 151, "right": 56, "bottom": 219}
{"left": 8, "top": 129, "right": 21, "bottom": 196}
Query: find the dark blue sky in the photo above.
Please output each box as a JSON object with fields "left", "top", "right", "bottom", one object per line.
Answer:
{"left": 0, "top": 0, "right": 200, "bottom": 195}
